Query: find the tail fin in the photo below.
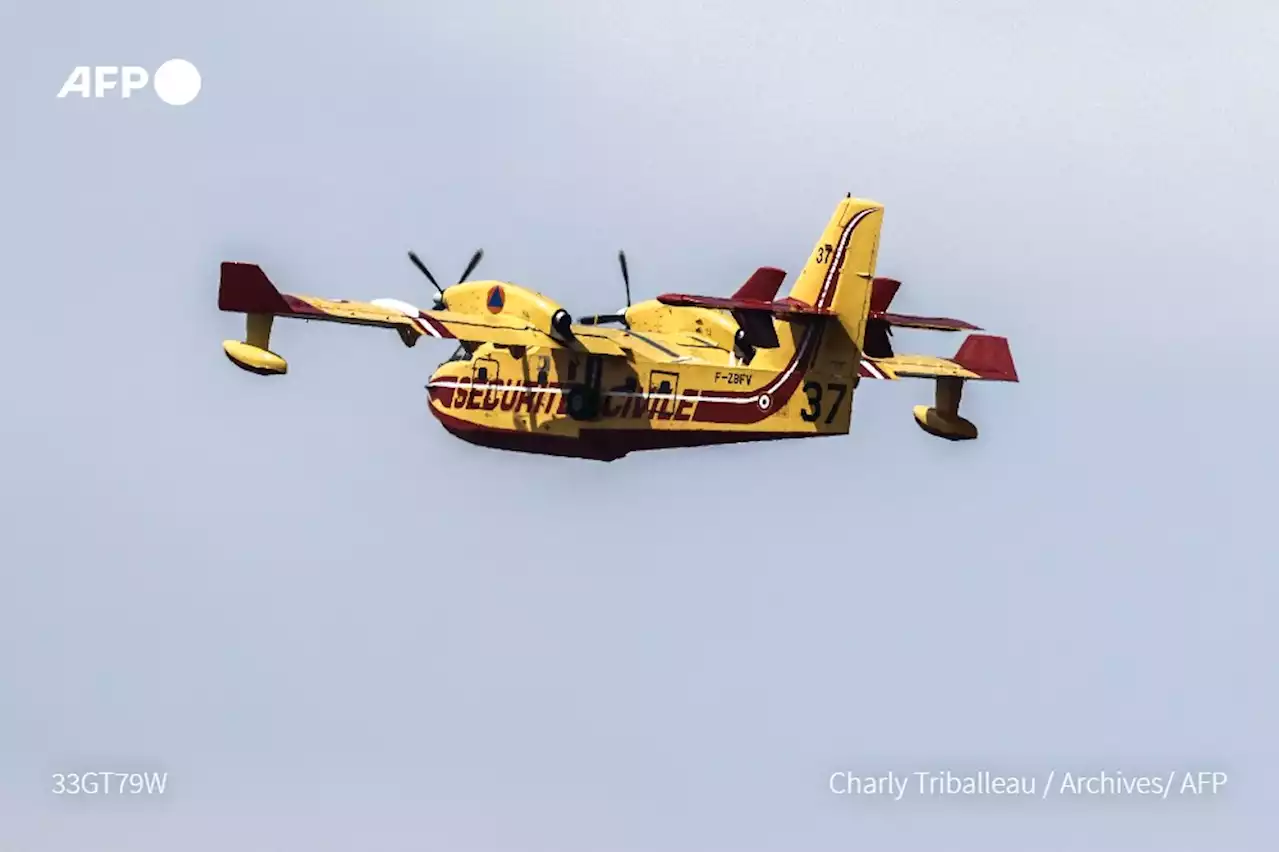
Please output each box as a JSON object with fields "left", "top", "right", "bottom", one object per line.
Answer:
{"left": 786, "top": 196, "right": 884, "bottom": 348}
{"left": 732, "top": 266, "right": 787, "bottom": 302}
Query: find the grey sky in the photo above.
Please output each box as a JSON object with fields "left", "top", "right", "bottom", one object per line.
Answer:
{"left": 1, "top": 0, "right": 1276, "bottom": 849}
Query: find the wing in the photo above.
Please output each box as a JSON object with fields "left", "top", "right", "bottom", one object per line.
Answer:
{"left": 220, "top": 261, "right": 635, "bottom": 351}
{"left": 655, "top": 291, "right": 835, "bottom": 317}
{"left": 217, "top": 262, "right": 710, "bottom": 368}
{"left": 870, "top": 311, "right": 982, "bottom": 332}
{"left": 218, "top": 261, "right": 426, "bottom": 331}
{"left": 860, "top": 334, "right": 1019, "bottom": 443}
{"left": 860, "top": 335, "right": 1019, "bottom": 382}
{"left": 866, "top": 277, "right": 981, "bottom": 331}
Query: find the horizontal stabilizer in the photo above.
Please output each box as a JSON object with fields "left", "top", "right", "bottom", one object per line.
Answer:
{"left": 656, "top": 292, "right": 835, "bottom": 317}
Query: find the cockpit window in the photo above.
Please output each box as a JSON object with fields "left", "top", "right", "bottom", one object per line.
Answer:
{"left": 447, "top": 344, "right": 470, "bottom": 362}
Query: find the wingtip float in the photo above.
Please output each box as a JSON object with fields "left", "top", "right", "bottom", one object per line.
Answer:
{"left": 217, "top": 196, "right": 1018, "bottom": 460}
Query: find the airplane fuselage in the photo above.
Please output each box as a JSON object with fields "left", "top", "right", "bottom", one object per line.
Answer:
{"left": 425, "top": 321, "right": 859, "bottom": 460}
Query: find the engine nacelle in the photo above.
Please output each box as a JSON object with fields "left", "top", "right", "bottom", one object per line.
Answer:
{"left": 442, "top": 280, "right": 574, "bottom": 343}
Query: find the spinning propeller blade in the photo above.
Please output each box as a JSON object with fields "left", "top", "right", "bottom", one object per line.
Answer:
{"left": 407, "top": 251, "right": 443, "bottom": 294}
{"left": 457, "top": 248, "right": 484, "bottom": 284}
{"left": 618, "top": 250, "right": 631, "bottom": 308}
{"left": 576, "top": 250, "right": 634, "bottom": 326}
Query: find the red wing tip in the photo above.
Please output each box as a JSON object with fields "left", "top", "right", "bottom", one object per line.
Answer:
{"left": 218, "top": 261, "right": 290, "bottom": 314}
{"left": 869, "top": 277, "right": 902, "bottom": 314}
{"left": 952, "top": 334, "right": 1019, "bottom": 382}
{"left": 732, "top": 266, "right": 788, "bottom": 302}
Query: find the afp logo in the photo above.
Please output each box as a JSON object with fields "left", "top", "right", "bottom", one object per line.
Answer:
{"left": 57, "top": 59, "right": 202, "bottom": 106}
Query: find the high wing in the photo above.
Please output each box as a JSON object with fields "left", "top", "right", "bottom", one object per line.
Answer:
{"left": 857, "top": 332, "right": 1019, "bottom": 442}
{"left": 218, "top": 261, "right": 425, "bottom": 331}
{"left": 655, "top": 291, "right": 836, "bottom": 317}
{"left": 657, "top": 277, "right": 976, "bottom": 329}
{"left": 217, "top": 262, "right": 717, "bottom": 368}
{"left": 865, "top": 277, "right": 980, "bottom": 331}
{"left": 653, "top": 287, "right": 834, "bottom": 352}
{"left": 870, "top": 311, "right": 981, "bottom": 331}
{"left": 860, "top": 335, "right": 1019, "bottom": 382}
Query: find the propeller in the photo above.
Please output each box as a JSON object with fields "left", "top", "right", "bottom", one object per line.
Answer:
{"left": 407, "top": 251, "right": 443, "bottom": 294}
{"left": 408, "top": 248, "right": 484, "bottom": 308}
{"left": 578, "top": 250, "right": 633, "bottom": 326}
{"left": 457, "top": 248, "right": 484, "bottom": 284}
{"left": 619, "top": 249, "right": 632, "bottom": 307}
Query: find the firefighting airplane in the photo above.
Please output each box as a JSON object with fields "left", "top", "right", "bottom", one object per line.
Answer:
{"left": 217, "top": 195, "right": 1018, "bottom": 461}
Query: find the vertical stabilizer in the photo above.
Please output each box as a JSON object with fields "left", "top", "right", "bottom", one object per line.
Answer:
{"left": 786, "top": 196, "right": 883, "bottom": 348}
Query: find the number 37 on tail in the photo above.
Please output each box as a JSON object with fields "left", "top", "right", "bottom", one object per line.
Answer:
{"left": 217, "top": 195, "right": 1019, "bottom": 461}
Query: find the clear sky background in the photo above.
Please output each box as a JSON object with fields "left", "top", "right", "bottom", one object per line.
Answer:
{"left": 0, "top": 1, "right": 1276, "bottom": 849}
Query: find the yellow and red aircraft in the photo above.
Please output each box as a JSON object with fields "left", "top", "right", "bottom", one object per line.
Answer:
{"left": 217, "top": 195, "right": 1018, "bottom": 460}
